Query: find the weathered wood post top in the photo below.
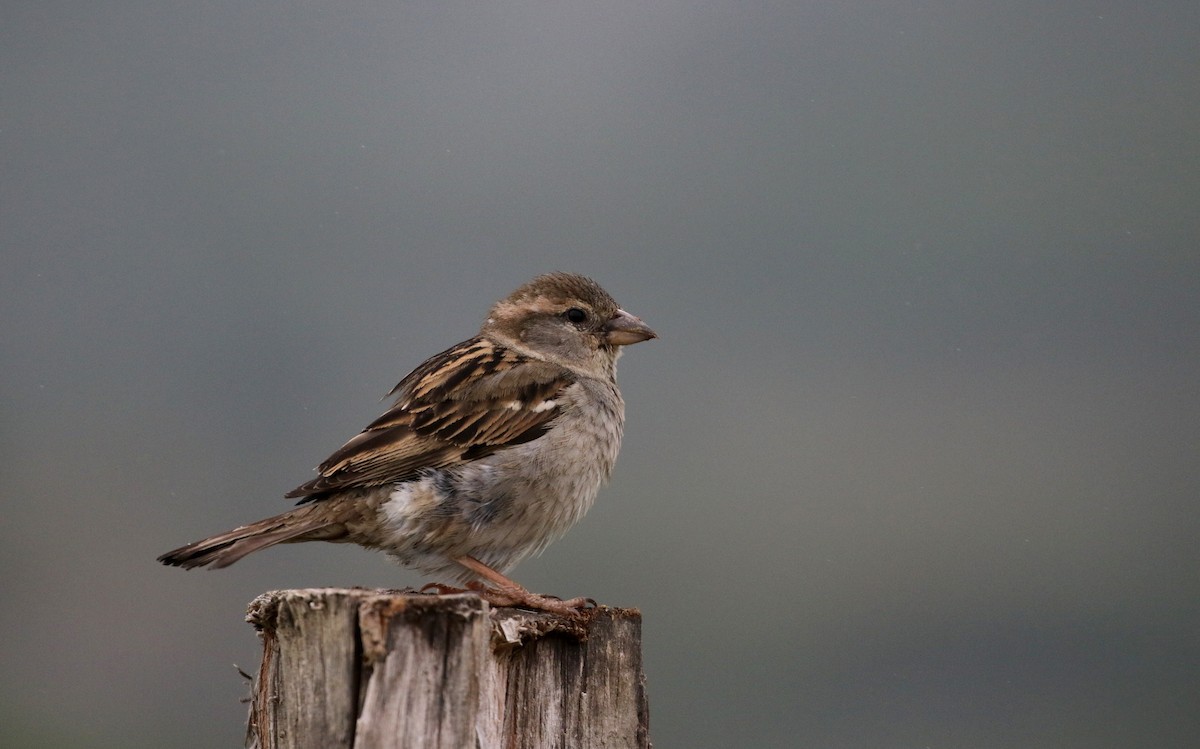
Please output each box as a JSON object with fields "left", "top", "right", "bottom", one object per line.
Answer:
{"left": 245, "top": 588, "right": 650, "bottom": 749}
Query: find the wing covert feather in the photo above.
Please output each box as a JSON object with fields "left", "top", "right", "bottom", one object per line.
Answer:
{"left": 286, "top": 337, "right": 572, "bottom": 500}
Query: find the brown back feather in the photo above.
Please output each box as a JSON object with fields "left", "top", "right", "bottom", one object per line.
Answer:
{"left": 286, "top": 336, "right": 572, "bottom": 501}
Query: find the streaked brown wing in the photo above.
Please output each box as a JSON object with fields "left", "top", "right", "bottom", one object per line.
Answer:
{"left": 286, "top": 337, "right": 572, "bottom": 501}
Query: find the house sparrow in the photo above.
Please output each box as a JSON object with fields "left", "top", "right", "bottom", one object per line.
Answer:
{"left": 158, "top": 272, "right": 656, "bottom": 617}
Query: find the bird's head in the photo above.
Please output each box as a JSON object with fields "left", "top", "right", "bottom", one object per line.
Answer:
{"left": 482, "top": 272, "right": 657, "bottom": 378}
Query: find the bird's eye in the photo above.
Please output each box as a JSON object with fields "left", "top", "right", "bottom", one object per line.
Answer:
{"left": 564, "top": 307, "right": 588, "bottom": 324}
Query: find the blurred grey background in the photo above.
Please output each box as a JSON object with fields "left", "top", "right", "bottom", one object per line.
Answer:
{"left": 3, "top": 2, "right": 1198, "bottom": 747}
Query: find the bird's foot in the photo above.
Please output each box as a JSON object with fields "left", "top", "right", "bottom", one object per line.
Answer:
{"left": 448, "top": 554, "right": 597, "bottom": 619}
{"left": 466, "top": 581, "right": 596, "bottom": 619}
{"left": 420, "top": 580, "right": 593, "bottom": 619}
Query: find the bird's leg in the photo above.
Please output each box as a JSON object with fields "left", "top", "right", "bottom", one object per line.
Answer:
{"left": 453, "top": 555, "right": 596, "bottom": 618}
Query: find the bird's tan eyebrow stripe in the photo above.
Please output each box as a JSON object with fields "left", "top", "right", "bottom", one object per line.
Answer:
{"left": 492, "top": 298, "right": 562, "bottom": 319}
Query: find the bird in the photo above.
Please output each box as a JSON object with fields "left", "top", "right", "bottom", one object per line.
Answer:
{"left": 158, "top": 272, "right": 656, "bottom": 617}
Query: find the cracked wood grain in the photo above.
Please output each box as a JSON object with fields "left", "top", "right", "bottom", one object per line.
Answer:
{"left": 244, "top": 589, "right": 649, "bottom": 749}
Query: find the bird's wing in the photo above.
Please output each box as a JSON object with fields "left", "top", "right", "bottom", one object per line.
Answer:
{"left": 286, "top": 337, "right": 572, "bottom": 500}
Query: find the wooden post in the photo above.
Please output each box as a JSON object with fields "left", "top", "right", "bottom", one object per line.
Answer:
{"left": 244, "top": 589, "right": 650, "bottom": 749}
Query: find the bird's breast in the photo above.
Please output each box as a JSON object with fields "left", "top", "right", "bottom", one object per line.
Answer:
{"left": 369, "top": 378, "right": 627, "bottom": 573}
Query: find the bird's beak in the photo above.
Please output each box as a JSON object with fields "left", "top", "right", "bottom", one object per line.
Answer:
{"left": 603, "top": 309, "right": 657, "bottom": 346}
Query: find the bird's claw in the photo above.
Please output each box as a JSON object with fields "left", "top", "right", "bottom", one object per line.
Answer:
{"left": 462, "top": 582, "right": 594, "bottom": 619}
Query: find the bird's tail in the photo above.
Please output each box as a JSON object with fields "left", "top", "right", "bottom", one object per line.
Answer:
{"left": 157, "top": 502, "right": 345, "bottom": 570}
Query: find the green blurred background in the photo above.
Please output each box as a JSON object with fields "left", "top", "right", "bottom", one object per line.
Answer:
{"left": 3, "top": 2, "right": 1197, "bottom": 747}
